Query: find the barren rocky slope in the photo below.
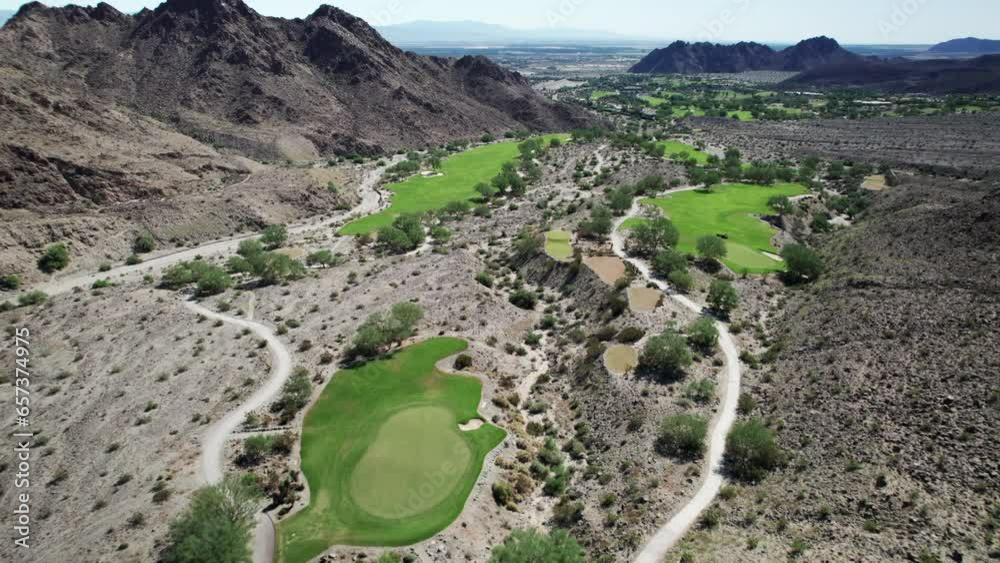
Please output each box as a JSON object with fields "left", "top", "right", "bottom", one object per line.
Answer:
{"left": 630, "top": 37, "right": 859, "bottom": 74}
{"left": 691, "top": 113, "right": 1000, "bottom": 178}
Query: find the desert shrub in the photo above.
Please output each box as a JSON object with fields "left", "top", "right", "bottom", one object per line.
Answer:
{"left": 696, "top": 235, "right": 727, "bottom": 262}
{"left": 684, "top": 378, "right": 716, "bottom": 404}
{"left": 551, "top": 499, "right": 583, "bottom": 529}
{"left": 18, "top": 291, "right": 48, "bottom": 307}
{"left": 640, "top": 328, "right": 692, "bottom": 378}
{"left": 628, "top": 218, "right": 679, "bottom": 257}
{"left": 655, "top": 414, "right": 708, "bottom": 460}
{"left": 686, "top": 317, "right": 719, "bottom": 350}
{"left": 781, "top": 244, "right": 824, "bottom": 283}
{"left": 668, "top": 270, "right": 694, "bottom": 292}
{"left": 260, "top": 225, "right": 288, "bottom": 250}
{"left": 454, "top": 354, "right": 473, "bottom": 370}
{"left": 126, "top": 254, "right": 143, "bottom": 266}
{"left": 652, "top": 248, "right": 688, "bottom": 278}
{"left": 306, "top": 250, "right": 343, "bottom": 268}
{"left": 350, "top": 302, "right": 425, "bottom": 358}
{"left": 0, "top": 275, "right": 21, "bottom": 291}
{"left": 616, "top": 327, "right": 645, "bottom": 344}
{"left": 707, "top": 280, "right": 738, "bottom": 316}
{"left": 239, "top": 435, "right": 273, "bottom": 466}
{"left": 133, "top": 233, "right": 157, "bottom": 254}
{"left": 488, "top": 528, "right": 585, "bottom": 562}
{"left": 492, "top": 481, "right": 515, "bottom": 508}
{"left": 737, "top": 392, "right": 757, "bottom": 415}
{"left": 38, "top": 243, "right": 70, "bottom": 273}
{"left": 196, "top": 268, "right": 233, "bottom": 297}
{"left": 161, "top": 476, "right": 259, "bottom": 563}
{"left": 475, "top": 271, "right": 494, "bottom": 288}
{"left": 577, "top": 205, "right": 614, "bottom": 240}
{"left": 272, "top": 367, "right": 312, "bottom": 424}
{"left": 509, "top": 289, "right": 538, "bottom": 310}
{"left": 724, "top": 419, "right": 783, "bottom": 482}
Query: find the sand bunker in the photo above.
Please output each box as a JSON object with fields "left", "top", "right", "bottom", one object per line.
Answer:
{"left": 862, "top": 175, "right": 888, "bottom": 191}
{"left": 458, "top": 419, "right": 484, "bottom": 431}
{"left": 628, "top": 287, "right": 662, "bottom": 312}
{"left": 604, "top": 345, "right": 639, "bottom": 375}
{"left": 585, "top": 256, "right": 626, "bottom": 285}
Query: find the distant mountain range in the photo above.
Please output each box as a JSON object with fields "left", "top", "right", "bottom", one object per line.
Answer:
{"left": 928, "top": 37, "right": 1000, "bottom": 54}
{"left": 782, "top": 54, "right": 1000, "bottom": 94}
{"left": 376, "top": 20, "right": 631, "bottom": 45}
{"left": 630, "top": 36, "right": 861, "bottom": 74}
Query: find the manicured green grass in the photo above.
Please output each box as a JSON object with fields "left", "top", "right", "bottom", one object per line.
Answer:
{"left": 544, "top": 230, "right": 573, "bottom": 261}
{"left": 622, "top": 183, "right": 808, "bottom": 274}
{"left": 670, "top": 107, "right": 707, "bottom": 118}
{"left": 727, "top": 110, "right": 754, "bottom": 121}
{"left": 340, "top": 135, "right": 568, "bottom": 235}
{"left": 278, "top": 338, "right": 505, "bottom": 563}
{"left": 658, "top": 140, "right": 711, "bottom": 164}
{"left": 591, "top": 90, "right": 618, "bottom": 100}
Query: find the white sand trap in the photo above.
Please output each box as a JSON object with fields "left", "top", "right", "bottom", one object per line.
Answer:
{"left": 761, "top": 251, "right": 784, "bottom": 262}
{"left": 459, "top": 419, "right": 484, "bottom": 431}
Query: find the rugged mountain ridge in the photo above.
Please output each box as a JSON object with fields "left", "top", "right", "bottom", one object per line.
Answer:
{"left": 782, "top": 54, "right": 1000, "bottom": 94}
{"left": 0, "top": 0, "right": 588, "bottom": 161}
{"left": 629, "top": 36, "right": 860, "bottom": 74}
{"left": 929, "top": 37, "right": 1000, "bottom": 54}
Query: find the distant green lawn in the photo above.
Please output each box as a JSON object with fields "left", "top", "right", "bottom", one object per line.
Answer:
{"left": 278, "top": 338, "right": 504, "bottom": 563}
{"left": 544, "top": 230, "right": 573, "bottom": 261}
{"left": 622, "top": 183, "right": 808, "bottom": 274}
{"left": 340, "top": 135, "right": 568, "bottom": 235}
{"left": 671, "top": 107, "right": 707, "bottom": 118}
{"left": 658, "top": 140, "right": 711, "bottom": 164}
{"left": 727, "top": 110, "right": 754, "bottom": 121}
{"left": 591, "top": 90, "right": 618, "bottom": 100}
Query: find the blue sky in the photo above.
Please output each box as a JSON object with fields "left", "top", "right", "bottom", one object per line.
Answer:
{"left": 2, "top": 0, "right": 997, "bottom": 44}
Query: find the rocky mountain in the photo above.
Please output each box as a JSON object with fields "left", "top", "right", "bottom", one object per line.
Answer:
{"left": 0, "top": 0, "right": 588, "bottom": 163}
{"left": 630, "top": 36, "right": 860, "bottom": 74}
{"left": 782, "top": 54, "right": 1000, "bottom": 94}
{"left": 928, "top": 37, "right": 1000, "bottom": 55}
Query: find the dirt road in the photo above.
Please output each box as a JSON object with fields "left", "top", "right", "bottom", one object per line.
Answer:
{"left": 612, "top": 201, "right": 743, "bottom": 563}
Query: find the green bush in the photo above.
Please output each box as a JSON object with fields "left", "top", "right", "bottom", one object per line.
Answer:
{"left": 652, "top": 248, "right": 687, "bottom": 278}
{"left": 161, "top": 476, "right": 259, "bottom": 563}
{"left": 18, "top": 291, "right": 48, "bottom": 307}
{"left": 38, "top": 243, "right": 70, "bottom": 273}
{"left": 0, "top": 275, "right": 21, "bottom": 291}
{"left": 272, "top": 367, "right": 313, "bottom": 424}
{"left": 668, "top": 270, "right": 694, "bottom": 292}
{"left": 781, "top": 244, "right": 824, "bottom": 282}
{"left": 350, "top": 302, "right": 425, "bottom": 358}
{"left": 686, "top": 317, "right": 719, "bottom": 350}
{"left": 724, "top": 419, "right": 783, "bottom": 482}
{"left": 656, "top": 414, "right": 708, "bottom": 460}
{"left": 509, "top": 289, "right": 538, "bottom": 310}
{"left": 489, "top": 529, "right": 585, "bottom": 563}
{"left": 454, "top": 354, "right": 473, "bottom": 370}
{"left": 696, "top": 235, "right": 727, "bottom": 262}
{"left": 707, "top": 280, "right": 738, "bottom": 316}
{"left": 616, "top": 326, "right": 645, "bottom": 344}
{"left": 640, "top": 328, "right": 692, "bottom": 379}
{"left": 133, "top": 233, "right": 157, "bottom": 254}
{"left": 684, "top": 378, "right": 716, "bottom": 404}
{"left": 260, "top": 225, "right": 289, "bottom": 250}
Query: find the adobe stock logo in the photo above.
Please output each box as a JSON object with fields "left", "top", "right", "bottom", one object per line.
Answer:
{"left": 878, "top": 0, "right": 930, "bottom": 40}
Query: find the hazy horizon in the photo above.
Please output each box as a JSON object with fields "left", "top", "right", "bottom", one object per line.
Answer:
{"left": 1, "top": 0, "right": 998, "bottom": 45}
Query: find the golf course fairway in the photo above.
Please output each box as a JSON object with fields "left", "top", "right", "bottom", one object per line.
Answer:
{"left": 623, "top": 183, "right": 808, "bottom": 274}
{"left": 658, "top": 140, "right": 710, "bottom": 164}
{"left": 340, "top": 135, "right": 568, "bottom": 235}
{"left": 277, "top": 338, "right": 505, "bottom": 563}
